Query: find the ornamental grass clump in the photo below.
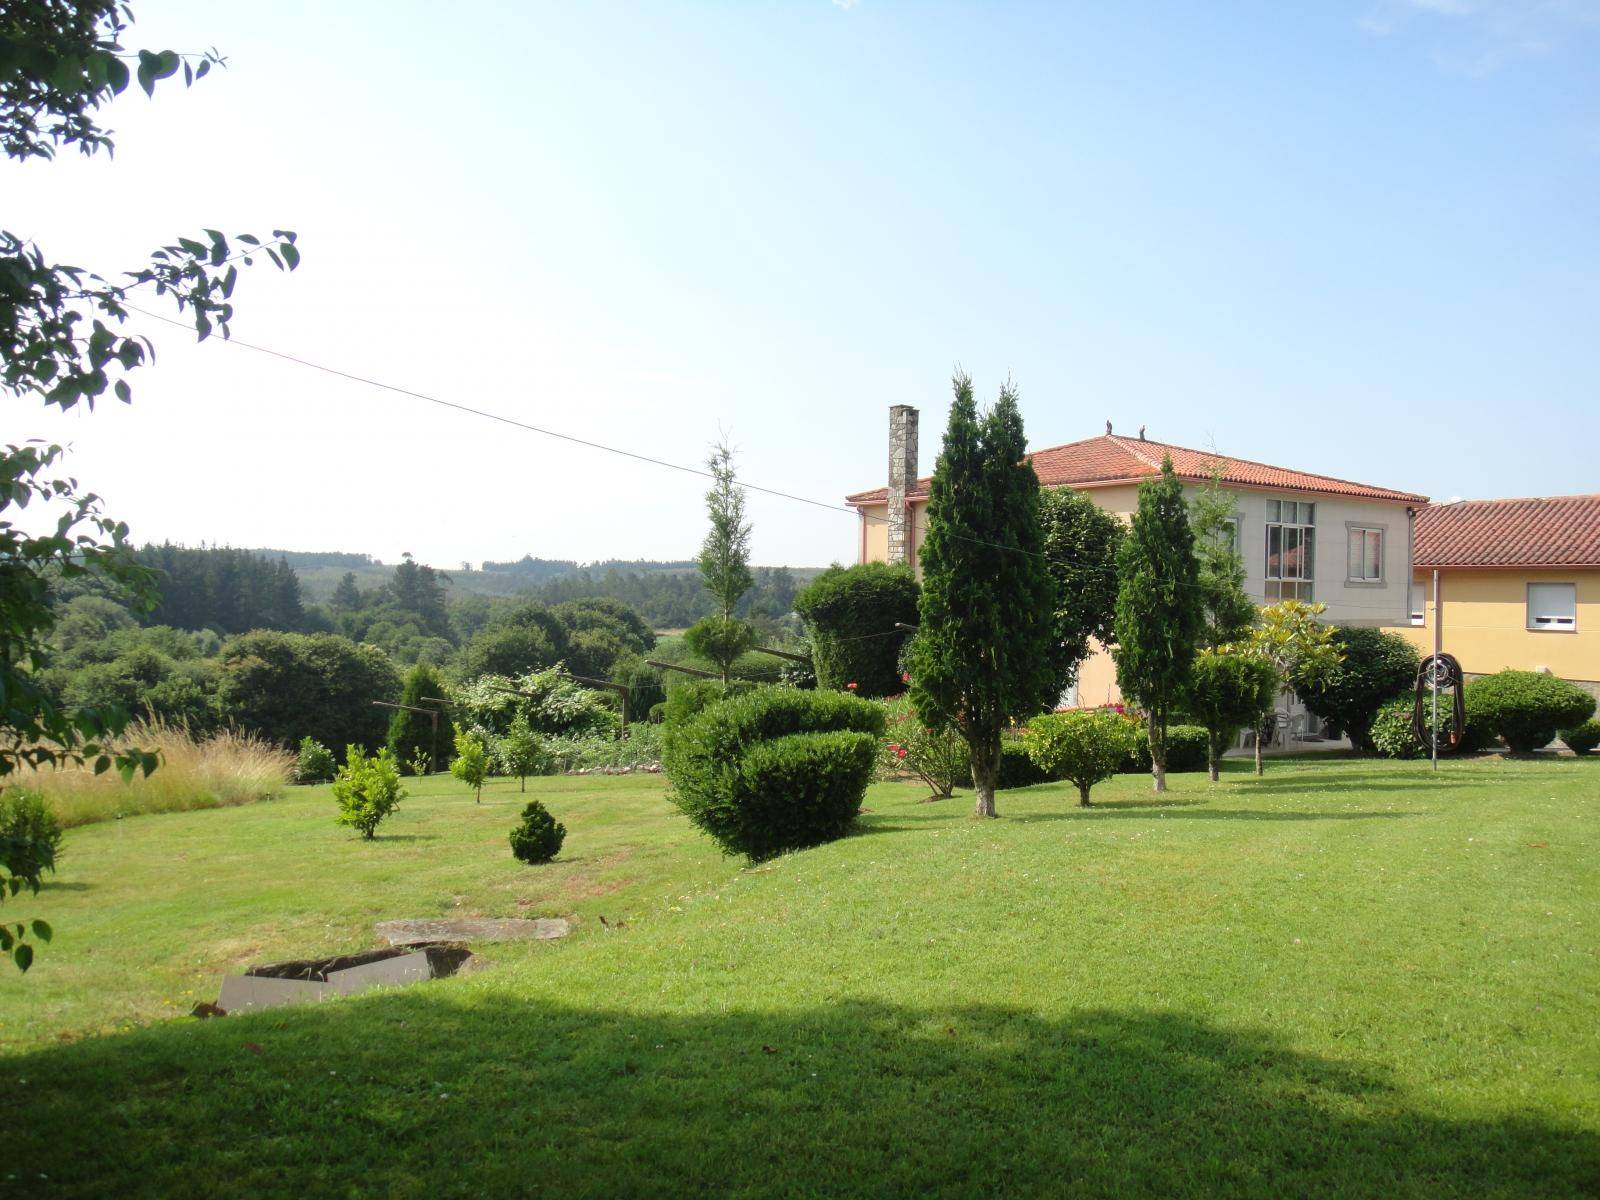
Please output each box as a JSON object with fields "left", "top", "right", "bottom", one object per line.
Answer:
{"left": 331, "top": 746, "right": 404, "bottom": 840}
{"left": 509, "top": 799, "right": 566, "bottom": 864}
{"left": 662, "top": 687, "right": 884, "bottom": 862}
{"left": 877, "top": 695, "right": 969, "bottom": 799}
{"left": 20, "top": 720, "right": 293, "bottom": 829}
{"left": 1023, "top": 708, "right": 1141, "bottom": 807}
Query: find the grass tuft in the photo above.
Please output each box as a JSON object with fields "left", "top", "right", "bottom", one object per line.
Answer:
{"left": 16, "top": 719, "right": 294, "bottom": 828}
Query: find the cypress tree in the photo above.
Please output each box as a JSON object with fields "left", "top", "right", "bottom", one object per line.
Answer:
{"left": 386, "top": 663, "right": 450, "bottom": 774}
{"left": 908, "top": 372, "right": 1057, "bottom": 818}
{"left": 1112, "top": 456, "right": 1202, "bottom": 792}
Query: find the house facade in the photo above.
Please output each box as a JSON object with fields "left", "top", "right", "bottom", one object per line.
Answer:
{"left": 1387, "top": 495, "right": 1600, "bottom": 698}
{"left": 847, "top": 406, "right": 1427, "bottom": 714}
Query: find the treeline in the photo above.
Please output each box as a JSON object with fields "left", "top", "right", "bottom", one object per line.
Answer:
{"left": 136, "top": 543, "right": 309, "bottom": 635}
{"left": 531, "top": 566, "right": 802, "bottom": 628}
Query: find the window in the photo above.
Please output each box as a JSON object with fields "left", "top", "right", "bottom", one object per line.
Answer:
{"left": 1527, "top": 583, "right": 1577, "bottom": 632}
{"left": 1265, "top": 500, "right": 1314, "bottom": 601}
{"left": 1347, "top": 527, "right": 1383, "bottom": 583}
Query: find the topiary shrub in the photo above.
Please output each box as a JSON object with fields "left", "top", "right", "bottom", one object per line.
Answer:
{"left": 1465, "top": 671, "right": 1596, "bottom": 754}
{"left": 1560, "top": 719, "right": 1600, "bottom": 755}
{"left": 295, "top": 736, "right": 337, "bottom": 784}
{"left": 661, "top": 678, "right": 753, "bottom": 729}
{"left": 877, "top": 695, "right": 970, "bottom": 798}
{"left": 509, "top": 799, "right": 566, "bottom": 864}
{"left": 1298, "top": 627, "right": 1419, "bottom": 751}
{"left": 794, "top": 562, "right": 920, "bottom": 698}
{"left": 332, "top": 746, "right": 405, "bottom": 839}
{"left": 1023, "top": 709, "right": 1142, "bottom": 806}
{"left": 662, "top": 688, "right": 884, "bottom": 861}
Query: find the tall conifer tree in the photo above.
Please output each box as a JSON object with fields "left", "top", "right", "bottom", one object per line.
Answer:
{"left": 1112, "top": 456, "right": 1202, "bottom": 792}
{"left": 908, "top": 372, "right": 1057, "bottom": 818}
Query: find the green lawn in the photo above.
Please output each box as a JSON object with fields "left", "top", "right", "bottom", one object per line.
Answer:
{"left": 4, "top": 759, "right": 1597, "bottom": 1197}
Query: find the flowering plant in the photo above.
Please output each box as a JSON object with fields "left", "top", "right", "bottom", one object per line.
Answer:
{"left": 875, "top": 695, "right": 970, "bottom": 799}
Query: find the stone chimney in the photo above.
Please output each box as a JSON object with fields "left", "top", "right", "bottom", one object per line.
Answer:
{"left": 887, "top": 405, "right": 919, "bottom": 565}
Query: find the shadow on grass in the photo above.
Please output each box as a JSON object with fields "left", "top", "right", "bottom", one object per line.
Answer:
{"left": 40, "top": 879, "right": 94, "bottom": 891}
{"left": 10, "top": 994, "right": 1593, "bottom": 1198}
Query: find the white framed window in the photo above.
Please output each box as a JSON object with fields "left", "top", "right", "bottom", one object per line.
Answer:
{"left": 1347, "top": 527, "right": 1383, "bottom": 583}
{"left": 1265, "top": 500, "right": 1314, "bottom": 601}
{"left": 1527, "top": 583, "right": 1577, "bottom": 632}
{"left": 1409, "top": 606, "right": 1425, "bottom": 627}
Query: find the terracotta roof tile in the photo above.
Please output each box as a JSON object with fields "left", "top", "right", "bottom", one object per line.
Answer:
{"left": 1415, "top": 495, "right": 1600, "bottom": 569}
{"left": 845, "top": 433, "right": 1426, "bottom": 506}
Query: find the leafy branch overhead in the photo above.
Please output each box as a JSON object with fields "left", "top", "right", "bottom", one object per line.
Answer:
{"left": 1, "top": 1, "right": 300, "bottom": 970}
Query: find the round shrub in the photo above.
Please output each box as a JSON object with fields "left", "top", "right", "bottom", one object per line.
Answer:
{"left": 1023, "top": 709, "right": 1142, "bottom": 806}
{"left": 0, "top": 788, "right": 64, "bottom": 882}
{"left": 1298, "top": 628, "right": 1420, "bottom": 751}
{"left": 794, "top": 563, "right": 920, "bottom": 698}
{"left": 662, "top": 688, "right": 885, "bottom": 861}
{"left": 1465, "top": 671, "right": 1596, "bottom": 754}
{"left": 295, "top": 736, "right": 337, "bottom": 784}
{"left": 509, "top": 799, "right": 566, "bottom": 864}
{"left": 1561, "top": 719, "right": 1600, "bottom": 755}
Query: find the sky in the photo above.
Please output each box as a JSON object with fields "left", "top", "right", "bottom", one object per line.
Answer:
{"left": 10, "top": 0, "right": 1599, "bottom": 569}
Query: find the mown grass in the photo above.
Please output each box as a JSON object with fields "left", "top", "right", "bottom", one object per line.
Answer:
{"left": 13, "top": 720, "right": 293, "bottom": 828}
{"left": 3, "top": 757, "right": 1597, "bottom": 1198}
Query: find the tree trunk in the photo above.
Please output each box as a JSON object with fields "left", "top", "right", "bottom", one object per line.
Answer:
{"left": 969, "top": 731, "right": 999, "bottom": 819}
{"left": 1254, "top": 723, "right": 1265, "bottom": 776}
{"left": 1208, "top": 733, "right": 1221, "bottom": 782}
{"left": 1078, "top": 782, "right": 1092, "bottom": 807}
{"left": 521, "top": 776, "right": 526, "bottom": 792}
{"left": 1148, "top": 719, "right": 1167, "bottom": 793}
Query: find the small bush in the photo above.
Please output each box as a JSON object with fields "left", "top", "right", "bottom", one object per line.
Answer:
{"left": 295, "top": 737, "right": 337, "bottom": 784}
{"left": 1023, "top": 709, "right": 1142, "bottom": 806}
{"left": 1561, "top": 719, "right": 1600, "bottom": 755}
{"left": 0, "top": 789, "right": 64, "bottom": 883}
{"left": 877, "top": 695, "right": 970, "bottom": 798}
{"left": 1121, "top": 724, "right": 1208, "bottom": 774}
{"left": 1368, "top": 698, "right": 1454, "bottom": 760}
{"left": 495, "top": 718, "right": 553, "bottom": 791}
{"left": 1465, "top": 671, "right": 1596, "bottom": 754}
{"left": 509, "top": 799, "right": 566, "bottom": 864}
{"left": 332, "top": 746, "right": 405, "bottom": 839}
{"left": 662, "top": 688, "right": 884, "bottom": 861}
{"left": 449, "top": 728, "right": 492, "bottom": 802}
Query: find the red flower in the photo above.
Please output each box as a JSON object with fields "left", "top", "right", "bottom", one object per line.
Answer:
{"left": 846, "top": 681, "right": 858, "bottom": 690}
{"left": 901, "top": 672, "right": 910, "bottom": 683}
{"left": 895, "top": 747, "right": 908, "bottom": 759}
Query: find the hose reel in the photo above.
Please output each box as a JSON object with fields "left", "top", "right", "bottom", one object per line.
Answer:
{"left": 1412, "top": 652, "right": 1467, "bottom": 755}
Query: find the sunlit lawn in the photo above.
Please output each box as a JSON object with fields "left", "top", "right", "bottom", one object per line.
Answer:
{"left": 4, "top": 757, "right": 1597, "bottom": 1197}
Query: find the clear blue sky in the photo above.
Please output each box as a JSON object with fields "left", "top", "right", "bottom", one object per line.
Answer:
{"left": 12, "top": 0, "right": 1599, "bottom": 568}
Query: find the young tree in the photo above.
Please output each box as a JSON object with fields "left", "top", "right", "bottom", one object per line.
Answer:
{"left": 1037, "top": 488, "right": 1125, "bottom": 702}
{"left": 449, "top": 727, "right": 491, "bottom": 803}
{"left": 1190, "top": 470, "right": 1256, "bottom": 649}
{"left": 1187, "top": 650, "right": 1279, "bottom": 781}
{"left": 0, "top": 3, "right": 298, "bottom": 970}
{"left": 385, "top": 664, "right": 449, "bottom": 774}
{"left": 1243, "top": 600, "right": 1342, "bottom": 775}
{"left": 497, "top": 718, "right": 552, "bottom": 792}
{"left": 907, "top": 373, "right": 1057, "bottom": 818}
{"left": 1112, "top": 457, "right": 1202, "bottom": 793}
{"left": 693, "top": 438, "right": 759, "bottom": 682}
{"left": 1022, "top": 708, "right": 1142, "bottom": 807}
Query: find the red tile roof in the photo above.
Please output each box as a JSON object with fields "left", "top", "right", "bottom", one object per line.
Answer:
{"left": 1414, "top": 495, "right": 1600, "bottom": 569}
{"left": 845, "top": 433, "right": 1427, "bottom": 506}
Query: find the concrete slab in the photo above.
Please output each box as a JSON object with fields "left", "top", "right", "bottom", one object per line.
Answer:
{"left": 218, "top": 974, "right": 330, "bottom": 1014}
{"left": 374, "top": 917, "right": 571, "bottom": 946}
{"left": 326, "top": 950, "right": 432, "bottom": 995}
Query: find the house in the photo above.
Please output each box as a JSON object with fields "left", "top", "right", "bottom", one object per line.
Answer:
{"left": 846, "top": 406, "right": 1428, "bottom": 719}
{"left": 1387, "top": 495, "right": 1600, "bottom": 698}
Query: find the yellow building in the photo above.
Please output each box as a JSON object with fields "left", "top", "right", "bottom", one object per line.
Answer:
{"left": 1388, "top": 495, "right": 1600, "bottom": 696}
{"left": 848, "top": 407, "right": 1427, "bottom": 714}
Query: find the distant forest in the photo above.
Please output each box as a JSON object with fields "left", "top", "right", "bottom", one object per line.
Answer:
{"left": 60, "top": 545, "right": 823, "bottom": 646}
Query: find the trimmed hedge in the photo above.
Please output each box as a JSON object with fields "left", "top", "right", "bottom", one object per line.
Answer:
{"left": 662, "top": 688, "right": 885, "bottom": 861}
{"left": 1464, "top": 671, "right": 1595, "bottom": 754}
{"left": 997, "top": 739, "right": 1053, "bottom": 789}
{"left": 1561, "top": 719, "right": 1600, "bottom": 755}
{"left": 1121, "top": 724, "right": 1208, "bottom": 774}
{"left": 794, "top": 563, "right": 920, "bottom": 698}
{"left": 661, "top": 679, "right": 754, "bottom": 729}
